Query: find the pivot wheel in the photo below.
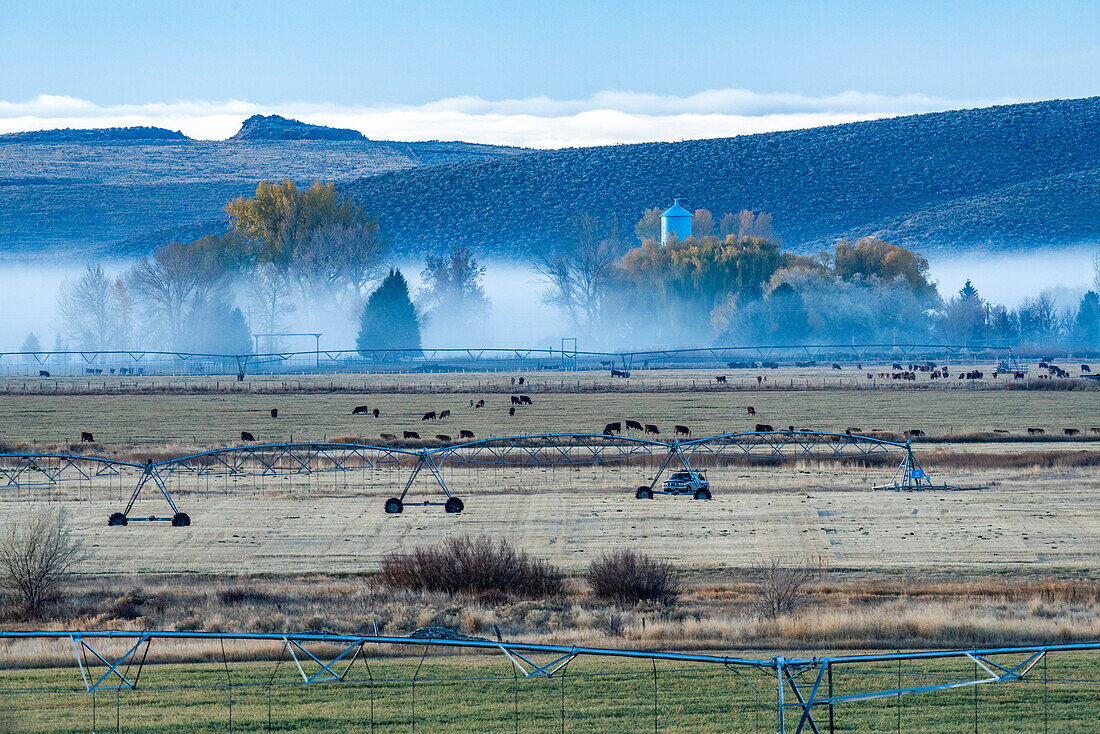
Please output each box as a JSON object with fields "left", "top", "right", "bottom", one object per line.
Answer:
{"left": 693, "top": 488, "right": 712, "bottom": 500}
{"left": 108, "top": 512, "right": 128, "bottom": 526}
{"left": 171, "top": 512, "right": 191, "bottom": 527}
{"left": 384, "top": 497, "right": 404, "bottom": 514}
{"left": 635, "top": 486, "right": 653, "bottom": 499}
{"left": 444, "top": 496, "right": 465, "bottom": 514}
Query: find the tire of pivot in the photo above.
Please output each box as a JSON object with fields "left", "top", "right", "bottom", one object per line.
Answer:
{"left": 384, "top": 497, "right": 404, "bottom": 514}
{"left": 171, "top": 512, "right": 191, "bottom": 527}
{"left": 108, "top": 512, "right": 127, "bottom": 526}
{"left": 444, "top": 496, "right": 464, "bottom": 513}
{"left": 693, "top": 488, "right": 712, "bottom": 500}
{"left": 635, "top": 486, "right": 653, "bottom": 499}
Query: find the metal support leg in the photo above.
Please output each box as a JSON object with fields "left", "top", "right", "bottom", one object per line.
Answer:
{"left": 71, "top": 635, "right": 151, "bottom": 691}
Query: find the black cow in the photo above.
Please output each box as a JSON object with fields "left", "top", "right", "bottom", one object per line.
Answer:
{"left": 603, "top": 421, "right": 622, "bottom": 435}
{"left": 475, "top": 399, "right": 485, "bottom": 408}
{"left": 39, "top": 370, "right": 50, "bottom": 377}
{"left": 674, "top": 425, "right": 690, "bottom": 436}
{"left": 439, "top": 409, "right": 451, "bottom": 419}
{"left": 404, "top": 431, "right": 420, "bottom": 439}
{"left": 519, "top": 395, "right": 532, "bottom": 405}
{"left": 373, "top": 408, "right": 380, "bottom": 418}
{"left": 611, "top": 369, "right": 629, "bottom": 378}
{"left": 422, "top": 411, "right": 437, "bottom": 421}
{"left": 755, "top": 424, "right": 773, "bottom": 432}
{"left": 625, "top": 419, "right": 643, "bottom": 431}
{"left": 518, "top": 377, "right": 525, "bottom": 385}
{"left": 1064, "top": 428, "right": 1081, "bottom": 436}
{"left": 380, "top": 433, "right": 396, "bottom": 440}
{"left": 747, "top": 406, "right": 756, "bottom": 416}
{"left": 1027, "top": 427, "right": 1045, "bottom": 435}
{"left": 459, "top": 430, "right": 474, "bottom": 439}
{"left": 715, "top": 375, "right": 727, "bottom": 383}
{"left": 905, "top": 429, "right": 924, "bottom": 437}
{"left": 80, "top": 431, "right": 94, "bottom": 442}
{"left": 352, "top": 405, "right": 370, "bottom": 415}
{"left": 436, "top": 434, "right": 452, "bottom": 442}
{"left": 509, "top": 407, "right": 515, "bottom": 416}
{"left": 270, "top": 408, "right": 278, "bottom": 418}
{"left": 1082, "top": 364, "right": 1092, "bottom": 373}
{"left": 511, "top": 395, "right": 521, "bottom": 405}
{"left": 644, "top": 424, "right": 659, "bottom": 435}
{"left": 241, "top": 431, "right": 255, "bottom": 441}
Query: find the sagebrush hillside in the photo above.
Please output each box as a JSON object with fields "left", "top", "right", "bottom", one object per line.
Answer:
{"left": 346, "top": 97, "right": 1100, "bottom": 255}
{"left": 0, "top": 121, "right": 523, "bottom": 257}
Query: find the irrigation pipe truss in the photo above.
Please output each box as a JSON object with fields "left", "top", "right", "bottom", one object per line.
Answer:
{"left": 0, "top": 630, "right": 1095, "bottom": 733}
{"left": 0, "top": 341, "right": 1028, "bottom": 375}
{"left": 0, "top": 431, "right": 972, "bottom": 523}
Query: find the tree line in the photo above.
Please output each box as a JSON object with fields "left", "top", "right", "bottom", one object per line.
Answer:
{"left": 42, "top": 181, "right": 486, "bottom": 355}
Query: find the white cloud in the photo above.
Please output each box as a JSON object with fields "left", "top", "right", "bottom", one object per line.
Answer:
{"left": 0, "top": 90, "right": 1020, "bottom": 148}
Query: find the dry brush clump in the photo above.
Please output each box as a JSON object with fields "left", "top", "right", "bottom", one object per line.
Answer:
{"left": 381, "top": 535, "right": 562, "bottom": 598}
{"left": 0, "top": 506, "right": 87, "bottom": 618}
{"left": 586, "top": 549, "right": 683, "bottom": 606}
{"left": 746, "top": 556, "right": 824, "bottom": 619}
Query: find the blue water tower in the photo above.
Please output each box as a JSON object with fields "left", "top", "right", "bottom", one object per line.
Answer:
{"left": 661, "top": 199, "right": 692, "bottom": 244}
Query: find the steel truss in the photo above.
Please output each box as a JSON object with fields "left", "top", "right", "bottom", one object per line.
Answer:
{"left": 1, "top": 630, "right": 1094, "bottom": 732}
{"left": 0, "top": 430, "right": 967, "bottom": 521}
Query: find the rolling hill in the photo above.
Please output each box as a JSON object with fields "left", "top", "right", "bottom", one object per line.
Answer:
{"left": 345, "top": 97, "right": 1100, "bottom": 255}
{"left": 0, "top": 116, "right": 523, "bottom": 258}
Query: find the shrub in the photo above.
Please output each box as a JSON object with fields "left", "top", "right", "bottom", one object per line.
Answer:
{"left": 586, "top": 550, "right": 682, "bottom": 606}
{"left": 380, "top": 535, "right": 562, "bottom": 598}
{"left": 0, "top": 506, "right": 86, "bottom": 617}
{"left": 748, "top": 556, "right": 823, "bottom": 619}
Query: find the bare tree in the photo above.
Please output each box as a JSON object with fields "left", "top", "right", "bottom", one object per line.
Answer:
{"left": 0, "top": 506, "right": 86, "bottom": 617}
{"left": 747, "top": 556, "right": 823, "bottom": 619}
{"left": 534, "top": 213, "right": 623, "bottom": 330}
{"left": 56, "top": 264, "right": 118, "bottom": 349}
{"left": 246, "top": 263, "right": 296, "bottom": 353}
{"left": 127, "top": 241, "right": 229, "bottom": 349}
{"left": 719, "top": 212, "right": 738, "bottom": 238}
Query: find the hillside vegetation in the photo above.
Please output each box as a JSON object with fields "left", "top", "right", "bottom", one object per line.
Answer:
{"left": 0, "top": 118, "right": 523, "bottom": 257}
{"left": 346, "top": 97, "right": 1100, "bottom": 255}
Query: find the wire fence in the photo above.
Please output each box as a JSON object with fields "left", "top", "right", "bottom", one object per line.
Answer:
{"left": 0, "top": 633, "right": 1096, "bottom": 732}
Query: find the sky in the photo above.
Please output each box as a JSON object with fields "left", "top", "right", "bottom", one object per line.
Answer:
{"left": 2, "top": 0, "right": 1098, "bottom": 146}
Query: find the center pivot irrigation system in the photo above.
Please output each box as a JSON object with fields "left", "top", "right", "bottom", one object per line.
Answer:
{"left": 0, "top": 630, "right": 1094, "bottom": 733}
{"left": 0, "top": 431, "right": 983, "bottom": 524}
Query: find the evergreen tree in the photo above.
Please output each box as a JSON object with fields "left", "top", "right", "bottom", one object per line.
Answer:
{"left": 1075, "top": 290, "right": 1100, "bottom": 344}
{"left": 20, "top": 332, "right": 41, "bottom": 352}
{"left": 357, "top": 269, "right": 421, "bottom": 353}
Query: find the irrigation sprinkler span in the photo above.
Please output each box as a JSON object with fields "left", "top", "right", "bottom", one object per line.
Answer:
{"left": 0, "top": 431, "right": 977, "bottom": 522}
{"left": 0, "top": 342, "right": 1029, "bottom": 376}
{"left": 0, "top": 630, "right": 1095, "bottom": 733}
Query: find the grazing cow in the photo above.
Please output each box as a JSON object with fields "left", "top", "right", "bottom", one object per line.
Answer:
{"left": 270, "top": 408, "right": 278, "bottom": 418}
{"left": 611, "top": 369, "right": 629, "bottom": 378}
{"left": 380, "top": 433, "right": 396, "bottom": 440}
{"left": 436, "top": 434, "right": 452, "bottom": 442}
{"left": 518, "top": 377, "right": 525, "bottom": 385}
{"left": 80, "top": 432, "right": 94, "bottom": 442}
{"left": 373, "top": 408, "right": 380, "bottom": 418}
{"left": 440, "top": 409, "right": 451, "bottom": 419}
{"left": 892, "top": 363, "right": 903, "bottom": 370}
{"left": 905, "top": 429, "right": 924, "bottom": 437}
{"left": 715, "top": 375, "right": 727, "bottom": 383}
{"left": 422, "top": 411, "right": 437, "bottom": 421}
{"left": 353, "top": 405, "right": 370, "bottom": 415}
{"left": 511, "top": 395, "right": 521, "bottom": 405}
{"left": 993, "top": 429, "right": 1010, "bottom": 434}
{"left": 755, "top": 424, "right": 773, "bottom": 432}
{"left": 625, "top": 420, "right": 643, "bottom": 431}
{"left": 1014, "top": 372, "right": 1025, "bottom": 380}
{"left": 241, "top": 431, "right": 255, "bottom": 441}
{"left": 1064, "top": 428, "right": 1081, "bottom": 436}
{"left": 599, "top": 360, "right": 613, "bottom": 368}
{"left": 520, "top": 395, "right": 533, "bottom": 405}
{"left": 857, "top": 363, "right": 863, "bottom": 370}
{"left": 832, "top": 363, "right": 842, "bottom": 370}
{"left": 603, "top": 421, "right": 622, "bottom": 435}
{"left": 787, "top": 425, "right": 795, "bottom": 433}
{"left": 1082, "top": 364, "right": 1091, "bottom": 373}
{"left": 674, "top": 425, "right": 690, "bottom": 436}
{"left": 845, "top": 428, "right": 862, "bottom": 435}
{"left": 404, "top": 431, "right": 420, "bottom": 439}
{"left": 644, "top": 424, "right": 659, "bottom": 435}
{"left": 509, "top": 407, "right": 516, "bottom": 416}
{"left": 459, "top": 430, "right": 474, "bottom": 439}
{"left": 1027, "top": 428, "right": 1045, "bottom": 435}
{"left": 756, "top": 375, "right": 763, "bottom": 384}
{"left": 39, "top": 370, "right": 50, "bottom": 377}
{"left": 747, "top": 406, "right": 756, "bottom": 416}
{"left": 475, "top": 399, "right": 485, "bottom": 408}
